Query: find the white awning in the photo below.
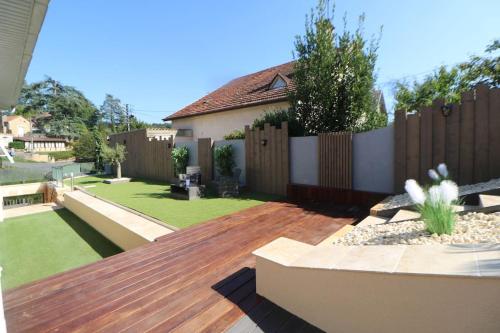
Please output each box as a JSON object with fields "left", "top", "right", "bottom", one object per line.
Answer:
{"left": 0, "top": 0, "right": 50, "bottom": 109}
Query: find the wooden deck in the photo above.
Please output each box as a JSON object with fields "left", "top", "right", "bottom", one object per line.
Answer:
{"left": 3, "top": 201, "right": 360, "bottom": 332}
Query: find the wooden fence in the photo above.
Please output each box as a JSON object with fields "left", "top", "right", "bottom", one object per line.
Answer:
{"left": 198, "top": 138, "right": 213, "bottom": 185}
{"left": 318, "top": 132, "right": 353, "bottom": 189}
{"left": 109, "top": 129, "right": 174, "bottom": 182}
{"left": 245, "top": 122, "right": 289, "bottom": 196}
{"left": 394, "top": 85, "right": 500, "bottom": 192}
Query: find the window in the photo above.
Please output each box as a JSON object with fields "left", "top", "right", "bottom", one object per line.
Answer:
{"left": 269, "top": 74, "right": 287, "bottom": 90}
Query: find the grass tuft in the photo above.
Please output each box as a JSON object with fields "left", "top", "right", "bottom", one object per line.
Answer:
{"left": 418, "top": 201, "right": 456, "bottom": 235}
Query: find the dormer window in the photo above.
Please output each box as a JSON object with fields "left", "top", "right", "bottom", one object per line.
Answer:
{"left": 269, "top": 74, "right": 288, "bottom": 90}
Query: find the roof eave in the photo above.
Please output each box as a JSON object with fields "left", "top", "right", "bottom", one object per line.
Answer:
{"left": 164, "top": 95, "right": 290, "bottom": 121}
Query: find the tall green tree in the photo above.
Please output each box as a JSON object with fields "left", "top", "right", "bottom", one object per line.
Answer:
{"left": 394, "top": 39, "right": 499, "bottom": 111}
{"left": 100, "top": 94, "right": 125, "bottom": 132}
{"left": 290, "top": 0, "right": 386, "bottom": 134}
{"left": 16, "top": 77, "right": 98, "bottom": 139}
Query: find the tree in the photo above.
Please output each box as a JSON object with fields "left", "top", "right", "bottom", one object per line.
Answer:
{"left": 102, "top": 143, "right": 127, "bottom": 179}
{"left": 16, "top": 77, "right": 98, "bottom": 139}
{"left": 100, "top": 94, "right": 125, "bottom": 132}
{"left": 73, "top": 129, "right": 106, "bottom": 168}
{"left": 290, "top": 0, "right": 386, "bottom": 134}
{"left": 394, "top": 39, "right": 499, "bottom": 111}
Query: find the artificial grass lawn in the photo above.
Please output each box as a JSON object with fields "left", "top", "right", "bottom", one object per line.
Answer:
{"left": 0, "top": 209, "right": 122, "bottom": 290}
{"left": 68, "top": 176, "right": 280, "bottom": 229}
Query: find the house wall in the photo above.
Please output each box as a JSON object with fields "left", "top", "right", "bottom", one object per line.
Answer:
{"left": 171, "top": 101, "right": 290, "bottom": 141}
{"left": 0, "top": 134, "right": 13, "bottom": 148}
{"left": 25, "top": 141, "right": 67, "bottom": 152}
{"left": 3, "top": 117, "right": 30, "bottom": 137}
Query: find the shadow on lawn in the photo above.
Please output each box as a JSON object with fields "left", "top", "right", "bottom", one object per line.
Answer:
{"left": 54, "top": 209, "right": 122, "bottom": 257}
{"left": 130, "top": 188, "right": 283, "bottom": 202}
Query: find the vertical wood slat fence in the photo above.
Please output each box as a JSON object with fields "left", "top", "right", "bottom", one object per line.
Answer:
{"left": 394, "top": 85, "right": 500, "bottom": 192}
{"left": 318, "top": 132, "right": 353, "bottom": 189}
{"left": 109, "top": 129, "right": 174, "bottom": 182}
{"left": 198, "top": 138, "right": 213, "bottom": 185}
{"left": 245, "top": 122, "right": 289, "bottom": 196}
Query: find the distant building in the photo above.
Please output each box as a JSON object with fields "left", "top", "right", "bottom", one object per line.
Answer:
{"left": 15, "top": 135, "right": 68, "bottom": 152}
{"left": 1, "top": 115, "right": 31, "bottom": 137}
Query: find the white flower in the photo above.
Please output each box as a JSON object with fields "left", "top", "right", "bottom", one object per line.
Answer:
{"left": 428, "top": 169, "right": 440, "bottom": 181}
{"left": 428, "top": 185, "right": 442, "bottom": 205}
{"left": 405, "top": 179, "right": 426, "bottom": 205}
{"left": 439, "top": 180, "right": 458, "bottom": 205}
{"left": 437, "top": 163, "right": 449, "bottom": 178}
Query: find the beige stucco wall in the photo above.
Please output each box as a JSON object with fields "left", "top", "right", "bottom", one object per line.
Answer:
{"left": 257, "top": 258, "right": 500, "bottom": 333}
{"left": 25, "top": 141, "right": 67, "bottom": 152}
{"left": 254, "top": 238, "right": 500, "bottom": 333}
{"left": 3, "top": 117, "right": 30, "bottom": 137}
{"left": 171, "top": 101, "right": 290, "bottom": 140}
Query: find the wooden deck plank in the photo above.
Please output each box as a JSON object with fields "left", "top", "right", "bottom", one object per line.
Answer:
{"left": 4, "top": 201, "right": 359, "bottom": 333}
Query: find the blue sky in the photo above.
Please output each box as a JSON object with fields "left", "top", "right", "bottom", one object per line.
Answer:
{"left": 26, "top": 0, "right": 499, "bottom": 123}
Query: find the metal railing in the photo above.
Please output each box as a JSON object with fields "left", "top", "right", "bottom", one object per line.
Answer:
{"left": 51, "top": 162, "right": 95, "bottom": 185}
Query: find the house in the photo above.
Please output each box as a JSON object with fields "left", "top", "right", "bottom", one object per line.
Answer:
{"left": 164, "top": 62, "right": 295, "bottom": 140}
{"left": 164, "top": 61, "right": 386, "bottom": 140}
{"left": 1, "top": 115, "right": 31, "bottom": 137}
{"left": 15, "top": 134, "right": 68, "bottom": 152}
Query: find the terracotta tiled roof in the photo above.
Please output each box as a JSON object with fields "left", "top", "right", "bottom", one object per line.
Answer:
{"left": 15, "top": 135, "right": 66, "bottom": 142}
{"left": 164, "top": 61, "right": 296, "bottom": 121}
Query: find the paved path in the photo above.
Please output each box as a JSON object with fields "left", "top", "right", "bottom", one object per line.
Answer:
{"left": 3, "top": 201, "right": 360, "bottom": 332}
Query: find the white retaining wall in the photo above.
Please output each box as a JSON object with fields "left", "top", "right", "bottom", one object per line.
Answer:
{"left": 175, "top": 141, "right": 198, "bottom": 166}
{"left": 352, "top": 125, "right": 394, "bottom": 193}
{"left": 290, "top": 136, "right": 319, "bottom": 186}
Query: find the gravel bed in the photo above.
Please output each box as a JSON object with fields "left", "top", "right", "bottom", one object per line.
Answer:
{"left": 334, "top": 212, "right": 500, "bottom": 245}
{"left": 378, "top": 178, "right": 500, "bottom": 211}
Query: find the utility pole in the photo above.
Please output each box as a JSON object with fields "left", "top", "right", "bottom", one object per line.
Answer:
{"left": 125, "top": 104, "right": 130, "bottom": 132}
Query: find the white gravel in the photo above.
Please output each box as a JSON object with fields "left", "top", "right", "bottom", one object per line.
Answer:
{"left": 334, "top": 212, "right": 500, "bottom": 245}
{"left": 378, "top": 178, "right": 500, "bottom": 211}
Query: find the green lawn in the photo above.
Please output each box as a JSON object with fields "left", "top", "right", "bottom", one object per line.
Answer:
{"left": 67, "top": 176, "right": 280, "bottom": 229}
{"left": 0, "top": 209, "right": 122, "bottom": 290}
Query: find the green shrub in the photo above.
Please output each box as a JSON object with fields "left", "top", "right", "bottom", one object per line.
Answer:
{"left": 48, "top": 150, "right": 75, "bottom": 161}
{"left": 252, "top": 109, "right": 305, "bottom": 136}
{"left": 171, "top": 146, "right": 189, "bottom": 175}
{"left": 9, "top": 141, "right": 25, "bottom": 149}
{"left": 223, "top": 130, "right": 245, "bottom": 140}
{"left": 214, "top": 145, "right": 235, "bottom": 177}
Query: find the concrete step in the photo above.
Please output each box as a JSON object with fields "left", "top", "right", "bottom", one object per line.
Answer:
{"left": 317, "top": 225, "right": 354, "bottom": 247}
{"left": 357, "top": 216, "right": 389, "bottom": 227}
{"left": 389, "top": 209, "right": 421, "bottom": 223}
{"left": 479, "top": 194, "right": 500, "bottom": 208}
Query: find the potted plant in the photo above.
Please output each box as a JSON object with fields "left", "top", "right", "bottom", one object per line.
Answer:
{"left": 214, "top": 144, "right": 238, "bottom": 196}
{"left": 171, "top": 146, "right": 189, "bottom": 179}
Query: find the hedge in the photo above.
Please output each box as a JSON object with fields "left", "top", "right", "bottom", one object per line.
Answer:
{"left": 8, "top": 141, "right": 25, "bottom": 149}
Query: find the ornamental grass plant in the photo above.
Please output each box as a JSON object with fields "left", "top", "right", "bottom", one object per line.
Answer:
{"left": 405, "top": 164, "right": 459, "bottom": 235}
